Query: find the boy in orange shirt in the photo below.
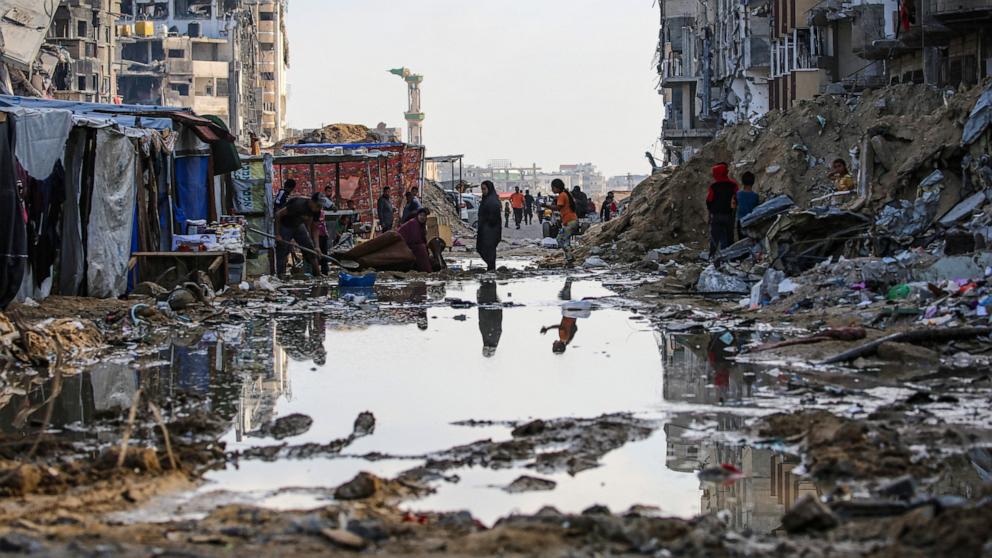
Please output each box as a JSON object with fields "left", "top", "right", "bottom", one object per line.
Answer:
{"left": 551, "top": 179, "right": 578, "bottom": 265}
{"left": 509, "top": 187, "right": 525, "bottom": 229}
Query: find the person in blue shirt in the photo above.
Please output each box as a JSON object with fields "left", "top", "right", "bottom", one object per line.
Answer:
{"left": 736, "top": 172, "right": 760, "bottom": 240}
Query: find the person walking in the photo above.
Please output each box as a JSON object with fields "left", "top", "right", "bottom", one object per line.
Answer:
{"left": 377, "top": 186, "right": 395, "bottom": 232}
{"left": 503, "top": 200, "right": 511, "bottom": 228}
{"left": 706, "top": 162, "right": 739, "bottom": 257}
{"left": 477, "top": 180, "right": 502, "bottom": 271}
{"left": 735, "top": 172, "right": 760, "bottom": 239}
{"left": 524, "top": 189, "right": 535, "bottom": 225}
{"left": 510, "top": 187, "right": 525, "bottom": 229}
{"left": 317, "top": 186, "right": 335, "bottom": 275}
{"left": 552, "top": 179, "right": 579, "bottom": 265}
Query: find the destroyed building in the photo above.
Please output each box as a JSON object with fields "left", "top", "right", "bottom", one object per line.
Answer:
{"left": 115, "top": 0, "right": 288, "bottom": 144}
{"left": 0, "top": 1, "right": 120, "bottom": 102}
{"left": 655, "top": 0, "right": 992, "bottom": 164}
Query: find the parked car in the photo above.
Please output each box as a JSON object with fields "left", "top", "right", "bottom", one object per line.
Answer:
{"left": 459, "top": 193, "right": 480, "bottom": 228}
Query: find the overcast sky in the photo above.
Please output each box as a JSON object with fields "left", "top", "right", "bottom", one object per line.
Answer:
{"left": 285, "top": 0, "right": 661, "bottom": 178}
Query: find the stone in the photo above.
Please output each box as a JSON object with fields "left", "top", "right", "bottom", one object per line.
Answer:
{"left": 353, "top": 411, "right": 376, "bottom": 436}
{"left": 334, "top": 472, "right": 380, "bottom": 501}
{"left": 320, "top": 528, "right": 368, "bottom": 550}
{"left": 877, "top": 342, "right": 939, "bottom": 365}
{"left": 511, "top": 419, "right": 546, "bottom": 437}
{"left": 781, "top": 495, "right": 839, "bottom": 534}
{"left": 504, "top": 475, "right": 557, "bottom": 493}
{"left": 131, "top": 281, "right": 168, "bottom": 298}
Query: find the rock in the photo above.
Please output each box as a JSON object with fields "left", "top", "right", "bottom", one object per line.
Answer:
{"left": 877, "top": 475, "right": 916, "bottom": 500}
{"left": 0, "top": 464, "right": 41, "bottom": 496}
{"left": 320, "top": 528, "right": 368, "bottom": 550}
{"left": 334, "top": 472, "right": 381, "bottom": 500}
{"left": 0, "top": 533, "right": 44, "bottom": 553}
{"left": 347, "top": 519, "right": 389, "bottom": 542}
{"left": 583, "top": 256, "right": 608, "bottom": 268}
{"left": 877, "top": 342, "right": 939, "bottom": 365}
{"left": 167, "top": 288, "right": 196, "bottom": 311}
{"left": 781, "top": 495, "right": 839, "bottom": 534}
{"left": 353, "top": 411, "right": 376, "bottom": 436}
{"left": 264, "top": 413, "right": 313, "bottom": 440}
{"left": 511, "top": 419, "right": 546, "bottom": 437}
{"left": 504, "top": 475, "right": 557, "bottom": 493}
{"left": 131, "top": 281, "right": 168, "bottom": 298}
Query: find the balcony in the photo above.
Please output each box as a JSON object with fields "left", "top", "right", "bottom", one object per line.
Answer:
{"left": 660, "top": 58, "right": 698, "bottom": 87}
{"left": 662, "top": 117, "right": 716, "bottom": 140}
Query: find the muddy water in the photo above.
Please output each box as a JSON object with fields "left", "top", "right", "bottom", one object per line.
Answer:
{"left": 2, "top": 274, "right": 817, "bottom": 530}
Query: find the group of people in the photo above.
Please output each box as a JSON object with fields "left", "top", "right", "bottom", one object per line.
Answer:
{"left": 705, "top": 157, "right": 854, "bottom": 257}
{"left": 273, "top": 179, "right": 442, "bottom": 277}
{"left": 477, "top": 178, "right": 581, "bottom": 270}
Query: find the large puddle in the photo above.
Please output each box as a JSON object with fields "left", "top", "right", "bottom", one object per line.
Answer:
{"left": 1, "top": 274, "right": 832, "bottom": 530}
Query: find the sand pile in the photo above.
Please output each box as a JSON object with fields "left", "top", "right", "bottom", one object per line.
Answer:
{"left": 586, "top": 82, "right": 987, "bottom": 259}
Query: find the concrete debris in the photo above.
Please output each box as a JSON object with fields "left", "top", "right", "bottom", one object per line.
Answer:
{"left": 696, "top": 265, "right": 749, "bottom": 293}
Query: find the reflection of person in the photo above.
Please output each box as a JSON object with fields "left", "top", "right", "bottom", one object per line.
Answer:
{"left": 396, "top": 208, "right": 434, "bottom": 272}
{"left": 707, "top": 332, "right": 734, "bottom": 402}
{"left": 476, "top": 180, "right": 502, "bottom": 271}
{"left": 542, "top": 278, "right": 587, "bottom": 354}
{"left": 276, "top": 313, "right": 327, "bottom": 365}
{"left": 477, "top": 280, "right": 503, "bottom": 357}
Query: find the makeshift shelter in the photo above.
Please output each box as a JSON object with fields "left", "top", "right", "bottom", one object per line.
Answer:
{"left": 274, "top": 142, "right": 425, "bottom": 230}
{"left": 0, "top": 95, "right": 248, "bottom": 308}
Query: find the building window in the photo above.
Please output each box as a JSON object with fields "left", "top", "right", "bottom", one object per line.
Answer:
{"left": 216, "top": 78, "right": 229, "bottom": 96}
{"left": 78, "top": 76, "right": 86, "bottom": 91}
{"left": 261, "top": 72, "right": 275, "bottom": 81}
{"left": 168, "top": 49, "right": 185, "bottom": 58}
{"left": 260, "top": 11, "right": 275, "bottom": 21}
{"left": 77, "top": 20, "right": 87, "bottom": 39}
{"left": 171, "top": 83, "right": 190, "bottom": 96}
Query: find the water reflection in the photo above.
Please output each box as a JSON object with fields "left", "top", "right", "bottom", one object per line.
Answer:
{"left": 477, "top": 280, "right": 502, "bottom": 357}
{"left": 658, "top": 328, "right": 826, "bottom": 533}
{"left": 539, "top": 278, "right": 592, "bottom": 354}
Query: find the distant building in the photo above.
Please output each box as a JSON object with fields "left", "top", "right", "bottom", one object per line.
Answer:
{"left": 607, "top": 174, "right": 648, "bottom": 191}
{"left": 45, "top": 0, "right": 122, "bottom": 103}
{"left": 115, "top": 0, "right": 289, "bottom": 144}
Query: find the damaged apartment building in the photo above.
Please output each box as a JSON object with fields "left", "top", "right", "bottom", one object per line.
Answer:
{"left": 656, "top": 0, "right": 991, "bottom": 165}
{"left": 115, "top": 0, "right": 289, "bottom": 143}
{"left": 0, "top": 0, "right": 120, "bottom": 103}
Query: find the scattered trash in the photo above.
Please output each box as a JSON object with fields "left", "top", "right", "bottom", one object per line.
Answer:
{"left": 696, "top": 265, "right": 750, "bottom": 293}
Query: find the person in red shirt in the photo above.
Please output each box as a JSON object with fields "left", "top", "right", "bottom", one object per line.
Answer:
{"left": 509, "top": 187, "right": 525, "bottom": 229}
{"left": 552, "top": 179, "right": 579, "bottom": 265}
{"left": 706, "top": 162, "right": 739, "bottom": 257}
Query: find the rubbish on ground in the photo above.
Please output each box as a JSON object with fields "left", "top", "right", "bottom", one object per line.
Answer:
{"left": 696, "top": 265, "right": 750, "bottom": 294}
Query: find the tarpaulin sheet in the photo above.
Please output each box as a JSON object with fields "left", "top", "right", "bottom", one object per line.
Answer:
{"left": 87, "top": 129, "right": 136, "bottom": 298}
{"left": 58, "top": 128, "right": 88, "bottom": 296}
{"left": 174, "top": 156, "right": 210, "bottom": 233}
{"left": 0, "top": 106, "right": 72, "bottom": 180}
{"left": 0, "top": 95, "right": 176, "bottom": 131}
{"left": 232, "top": 155, "right": 274, "bottom": 248}
{"left": 273, "top": 144, "right": 424, "bottom": 226}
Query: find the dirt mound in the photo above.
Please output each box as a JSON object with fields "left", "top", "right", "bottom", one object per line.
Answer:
{"left": 279, "top": 123, "right": 398, "bottom": 147}
{"left": 587, "top": 82, "right": 986, "bottom": 259}
{"left": 422, "top": 180, "right": 475, "bottom": 239}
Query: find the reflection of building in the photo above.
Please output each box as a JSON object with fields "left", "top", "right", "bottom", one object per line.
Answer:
{"left": 701, "top": 445, "right": 822, "bottom": 534}
{"left": 236, "top": 320, "right": 290, "bottom": 440}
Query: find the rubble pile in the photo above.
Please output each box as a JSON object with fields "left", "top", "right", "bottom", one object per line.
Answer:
{"left": 0, "top": 313, "right": 103, "bottom": 366}
{"left": 421, "top": 180, "right": 475, "bottom": 238}
{"left": 586, "top": 82, "right": 990, "bottom": 259}
{"left": 279, "top": 123, "right": 391, "bottom": 146}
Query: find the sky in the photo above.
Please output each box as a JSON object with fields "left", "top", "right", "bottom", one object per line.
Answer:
{"left": 285, "top": 0, "right": 662, "bottom": 178}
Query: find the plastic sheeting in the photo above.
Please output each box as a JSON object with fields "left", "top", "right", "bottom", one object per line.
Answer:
{"left": 174, "top": 156, "right": 210, "bottom": 234}
{"left": 962, "top": 82, "right": 992, "bottom": 147}
{"left": 59, "top": 129, "right": 87, "bottom": 296}
{"left": 232, "top": 155, "right": 274, "bottom": 248}
{"left": 87, "top": 129, "right": 136, "bottom": 298}
{"left": 0, "top": 106, "right": 72, "bottom": 180}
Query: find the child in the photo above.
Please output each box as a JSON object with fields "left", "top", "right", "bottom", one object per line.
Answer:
{"left": 736, "top": 171, "right": 760, "bottom": 239}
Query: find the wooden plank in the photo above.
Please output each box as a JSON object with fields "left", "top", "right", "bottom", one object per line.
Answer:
{"left": 207, "top": 256, "right": 224, "bottom": 274}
